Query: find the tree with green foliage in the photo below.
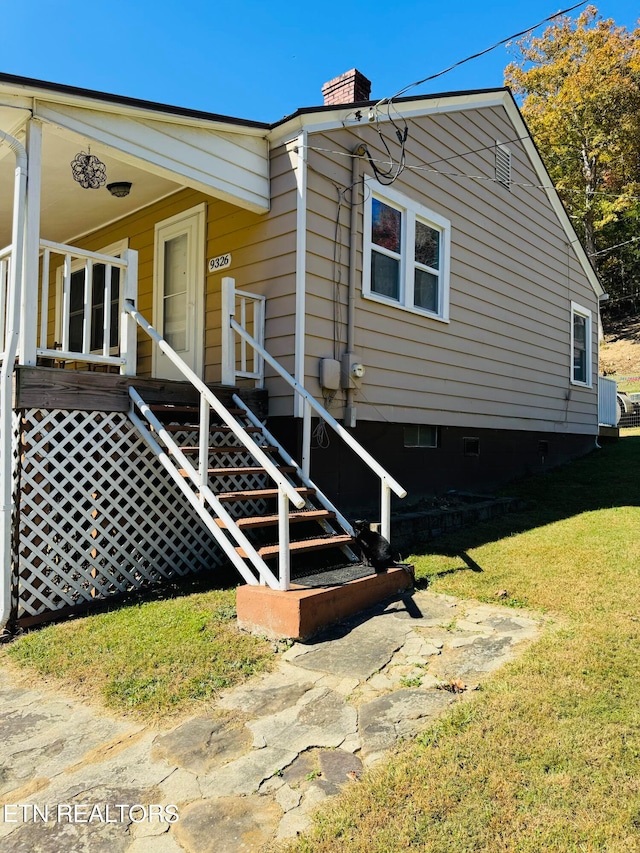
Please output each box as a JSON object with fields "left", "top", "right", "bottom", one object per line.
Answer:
{"left": 505, "top": 6, "right": 640, "bottom": 315}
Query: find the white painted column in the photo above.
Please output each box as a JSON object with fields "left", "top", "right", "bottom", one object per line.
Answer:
{"left": 220, "top": 276, "right": 236, "bottom": 385}
{"left": 19, "top": 119, "right": 42, "bottom": 366}
{"left": 293, "top": 131, "right": 307, "bottom": 418}
{"left": 0, "top": 131, "right": 27, "bottom": 631}
{"left": 121, "top": 249, "right": 138, "bottom": 376}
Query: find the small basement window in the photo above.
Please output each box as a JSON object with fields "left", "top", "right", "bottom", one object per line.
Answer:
{"left": 404, "top": 425, "right": 439, "bottom": 448}
{"left": 463, "top": 437, "right": 480, "bottom": 457}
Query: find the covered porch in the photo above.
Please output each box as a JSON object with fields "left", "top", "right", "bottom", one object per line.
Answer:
{"left": 0, "top": 76, "right": 270, "bottom": 378}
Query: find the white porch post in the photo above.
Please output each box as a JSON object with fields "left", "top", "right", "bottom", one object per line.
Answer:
{"left": 19, "top": 119, "right": 42, "bottom": 367}
{"left": 0, "top": 131, "right": 27, "bottom": 631}
{"left": 120, "top": 248, "right": 138, "bottom": 376}
{"left": 221, "top": 276, "right": 236, "bottom": 386}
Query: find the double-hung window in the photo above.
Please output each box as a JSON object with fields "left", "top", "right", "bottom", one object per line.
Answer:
{"left": 363, "top": 177, "right": 450, "bottom": 321}
{"left": 570, "top": 301, "right": 592, "bottom": 386}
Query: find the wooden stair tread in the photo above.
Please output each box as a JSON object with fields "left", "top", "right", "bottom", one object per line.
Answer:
{"left": 236, "top": 534, "right": 354, "bottom": 559}
{"left": 149, "top": 405, "right": 245, "bottom": 417}
{"left": 216, "top": 509, "right": 336, "bottom": 529}
{"left": 209, "top": 465, "right": 295, "bottom": 476}
{"left": 160, "top": 424, "right": 260, "bottom": 434}
{"left": 178, "top": 465, "right": 296, "bottom": 477}
{"left": 218, "top": 487, "right": 314, "bottom": 501}
{"left": 149, "top": 404, "right": 200, "bottom": 415}
{"left": 179, "top": 445, "right": 277, "bottom": 454}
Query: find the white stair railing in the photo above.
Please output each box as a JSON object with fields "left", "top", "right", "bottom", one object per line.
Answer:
{"left": 220, "top": 277, "right": 406, "bottom": 540}
{"left": 128, "top": 387, "right": 284, "bottom": 589}
{"left": 124, "top": 300, "right": 305, "bottom": 590}
{"left": 221, "top": 279, "right": 265, "bottom": 387}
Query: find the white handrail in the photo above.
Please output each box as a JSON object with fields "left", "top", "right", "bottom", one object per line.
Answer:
{"left": 232, "top": 393, "right": 355, "bottom": 535}
{"left": 230, "top": 317, "right": 407, "bottom": 498}
{"left": 228, "top": 315, "right": 406, "bottom": 541}
{"left": 129, "top": 406, "right": 281, "bottom": 589}
{"left": 221, "top": 281, "right": 265, "bottom": 386}
{"left": 125, "top": 301, "right": 305, "bottom": 511}
{"left": 129, "top": 389, "right": 283, "bottom": 589}
{"left": 39, "top": 239, "right": 129, "bottom": 267}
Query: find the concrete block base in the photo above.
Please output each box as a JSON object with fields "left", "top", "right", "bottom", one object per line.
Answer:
{"left": 236, "top": 567, "right": 414, "bottom": 641}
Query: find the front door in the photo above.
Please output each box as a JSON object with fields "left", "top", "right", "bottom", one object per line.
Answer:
{"left": 153, "top": 203, "right": 205, "bottom": 380}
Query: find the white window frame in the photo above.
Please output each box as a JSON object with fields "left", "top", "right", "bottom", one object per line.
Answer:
{"left": 55, "top": 238, "right": 129, "bottom": 355}
{"left": 404, "top": 424, "right": 439, "bottom": 448}
{"left": 362, "top": 176, "right": 451, "bottom": 322}
{"left": 570, "top": 301, "right": 592, "bottom": 387}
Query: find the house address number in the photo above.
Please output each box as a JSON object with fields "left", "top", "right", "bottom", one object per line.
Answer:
{"left": 208, "top": 253, "right": 232, "bottom": 273}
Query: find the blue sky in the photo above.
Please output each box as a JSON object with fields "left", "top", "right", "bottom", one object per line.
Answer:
{"left": 3, "top": 1, "right": 637, "bottom": 122}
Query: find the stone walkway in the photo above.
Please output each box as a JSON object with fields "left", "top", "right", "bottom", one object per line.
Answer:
{"left": 0, "top": 590, "right": 543, "bottom": 852}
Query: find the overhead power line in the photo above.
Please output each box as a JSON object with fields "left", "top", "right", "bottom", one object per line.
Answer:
{"left": 383, "top": 1, "right": 589, "bottom": 103}
{"left": 302, "top": 143, "right": 640, "bottom": 203}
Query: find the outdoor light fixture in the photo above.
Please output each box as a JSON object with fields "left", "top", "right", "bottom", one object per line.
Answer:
{"left": 107, "top": 181, "right": 132, "bottom": 198}
{"left": 70, "top": 149, "right": 107, "bottom": 189}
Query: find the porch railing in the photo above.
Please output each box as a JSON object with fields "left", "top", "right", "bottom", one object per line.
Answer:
{"left": 221, "top": 281, "right": 265, "bottom": 387}
{"left": 220, "top": 276, "right": 406, "bottom": 541}
{"left": 37, "top": 240, "right": 138, "bottom": 375}
{"left": 598, "top": 375, "right": 618, "bottom": 427}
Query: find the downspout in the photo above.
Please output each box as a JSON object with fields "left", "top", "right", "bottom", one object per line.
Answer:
{"left": 0, "top": 130, "right": 27, "bottom": 632}
{"left": 293, "top": 131, "right": 308, "bottom": 419}
{"left": 345, "top": 145, "right": 366, "bottom": 423}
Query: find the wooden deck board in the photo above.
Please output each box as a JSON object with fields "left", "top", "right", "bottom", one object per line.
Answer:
{"left": 15, "top": 366, "right": 268, "bottom": 417}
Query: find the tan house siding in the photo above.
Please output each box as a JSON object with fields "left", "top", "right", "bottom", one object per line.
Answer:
{"left": 302, "top": 105, "right": 599, "bottom": 435}
{"left": 204, "top": 141, "right": 298, "bottom": 415}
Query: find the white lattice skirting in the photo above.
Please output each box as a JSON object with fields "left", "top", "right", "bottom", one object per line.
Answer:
{"left": 15, "top": 409, "right": 224, "bottom": 620}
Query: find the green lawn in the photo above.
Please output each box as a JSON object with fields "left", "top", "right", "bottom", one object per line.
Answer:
{"left": 2, "top": 579, "right": 275, "bottom": 719}
{"left": 284, "top": 433, "right": 640, "bottom": 852}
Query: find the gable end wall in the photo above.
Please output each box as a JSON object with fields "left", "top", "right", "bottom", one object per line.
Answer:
{"left": 302, "top": 104, "right": 599, "bottom": 436}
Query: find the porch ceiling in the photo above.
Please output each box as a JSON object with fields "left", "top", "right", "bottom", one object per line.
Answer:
{"left": 0, "top": 123, "right": 183, "bottom": 246}
{"left": 0, "top": 84, "right": 271, "bottom": 246}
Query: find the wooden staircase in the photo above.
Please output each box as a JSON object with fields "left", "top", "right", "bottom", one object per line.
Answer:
{"left": 130, "top": 393, "right": 360, "bottom": 586}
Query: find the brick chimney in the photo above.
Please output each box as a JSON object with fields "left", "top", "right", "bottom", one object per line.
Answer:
{"left": 322, "top": 69, "right": 372, "bottom": 106}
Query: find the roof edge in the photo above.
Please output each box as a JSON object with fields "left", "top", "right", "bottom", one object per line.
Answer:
{"left": 501, "top": 90, "right": 603, "bottom": 298}
{"left": 270, "top": 85, "right": 509, "bottom": 129}
{"left": 0, "top": 71, "right": 271, "bottom": 132}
